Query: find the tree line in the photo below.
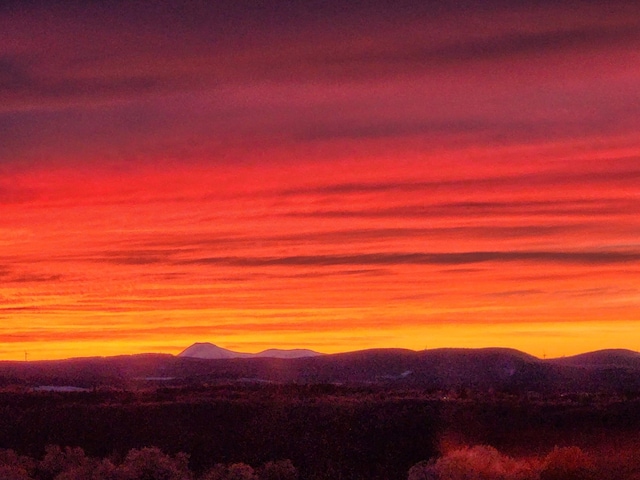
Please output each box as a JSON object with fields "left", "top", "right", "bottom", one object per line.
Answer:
{"left": 3, "top": 443, "right": 640, "bottom": 480}
{"left": 0, "top": 445, "right": 297, "bottom": 480}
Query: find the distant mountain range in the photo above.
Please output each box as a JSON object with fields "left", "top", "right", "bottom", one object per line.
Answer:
{"left": 178, "top": 342, "right": 322, "bottom": 359}
{"left": 547, "top": 348, "right": 640, "bottom": 368}
{"left": 2, "top": 347, "right": 640, "bottom": 393}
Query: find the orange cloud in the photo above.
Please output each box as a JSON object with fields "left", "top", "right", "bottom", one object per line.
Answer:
{"left": 2, "top": 1, "right": 640, "bottom": 360}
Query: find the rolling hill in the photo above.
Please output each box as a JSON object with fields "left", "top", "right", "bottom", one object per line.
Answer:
{"left": 1, "top": 347, "right": 639, "bottom": 393}
{"left": 547, "top": 349, "right": 640, "bottom": 368}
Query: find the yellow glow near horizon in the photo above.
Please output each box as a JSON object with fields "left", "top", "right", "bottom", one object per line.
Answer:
{"left": 3, "top": 3, "right": 640, "bottom": 362}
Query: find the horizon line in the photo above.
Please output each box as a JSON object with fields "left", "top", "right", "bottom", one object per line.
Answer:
{"left": 7, "top": 344, "right": 640, "bottom": 364}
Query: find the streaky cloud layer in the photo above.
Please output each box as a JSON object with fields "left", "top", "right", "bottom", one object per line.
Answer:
{"left": 1, "top": 0, "right": 640, "bottom": 359}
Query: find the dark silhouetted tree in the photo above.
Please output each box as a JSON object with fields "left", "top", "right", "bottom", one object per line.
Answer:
{"left": 53, "top": 458, "right": 120, "bottom": 480}
{"left": 409, "top": 445, "right": 540, "bottom": 480}
{"left": 0, "top": 449, "right": 35, "bottom": 480}
{"left": 200, "top": 463, "right": 256, "bottom": 480}
{"left": 118, "top": 447, "right": 191, "bottom": 480}
{"left": 407, "top": 460, "right": 438, "bottom": 480}
{"left": 0, "top": 464, "right": 33, "bottom": 480}
{"left": 39, "top": 446, "right": 89, "bottom": 480}
{"left": 540, "top": 446, "right": 595, "bottom": 480}
{"left": 257, "top": 460, "right": 297, "bottom": 480}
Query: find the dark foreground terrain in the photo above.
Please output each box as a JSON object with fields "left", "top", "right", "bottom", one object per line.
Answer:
{"left": 2, "top": 348, "right": 640, "bottom": 479}
{"left": 2, "top": 384, "right": 640, "bottom": 479}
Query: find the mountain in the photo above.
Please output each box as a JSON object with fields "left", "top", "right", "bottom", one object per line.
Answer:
{"left": 177, "top": 343, "right": 251, "bottom": 359}
{"left": 177, "top": 342, "right": 322, "bottom": 359}
{"left": 254, "top": 348, "right": 323, "bottom": 359}
{"left": 546, "top": 349, "right": 640, "bottom": 368}
{"left": 287, "top": 347, "right": 550, "bottom": 389}
{"left": 3, "top": 347, "right": 640, "bottom": 393}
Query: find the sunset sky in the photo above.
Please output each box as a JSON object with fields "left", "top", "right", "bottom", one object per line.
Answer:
{"left": 2, "top": 0, "right": 640, "bottom": 360}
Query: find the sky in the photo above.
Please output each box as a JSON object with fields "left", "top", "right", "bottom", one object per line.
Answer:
{"left": 1, "top": 0, "right": 640, "bottom": 360}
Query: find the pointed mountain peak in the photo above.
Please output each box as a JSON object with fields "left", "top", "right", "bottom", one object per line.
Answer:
{"left": 177, "top": 343, "right": 323, "bottom": 359}
{"left": 178, "top": 343, "right": 250, "bottom": 359}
